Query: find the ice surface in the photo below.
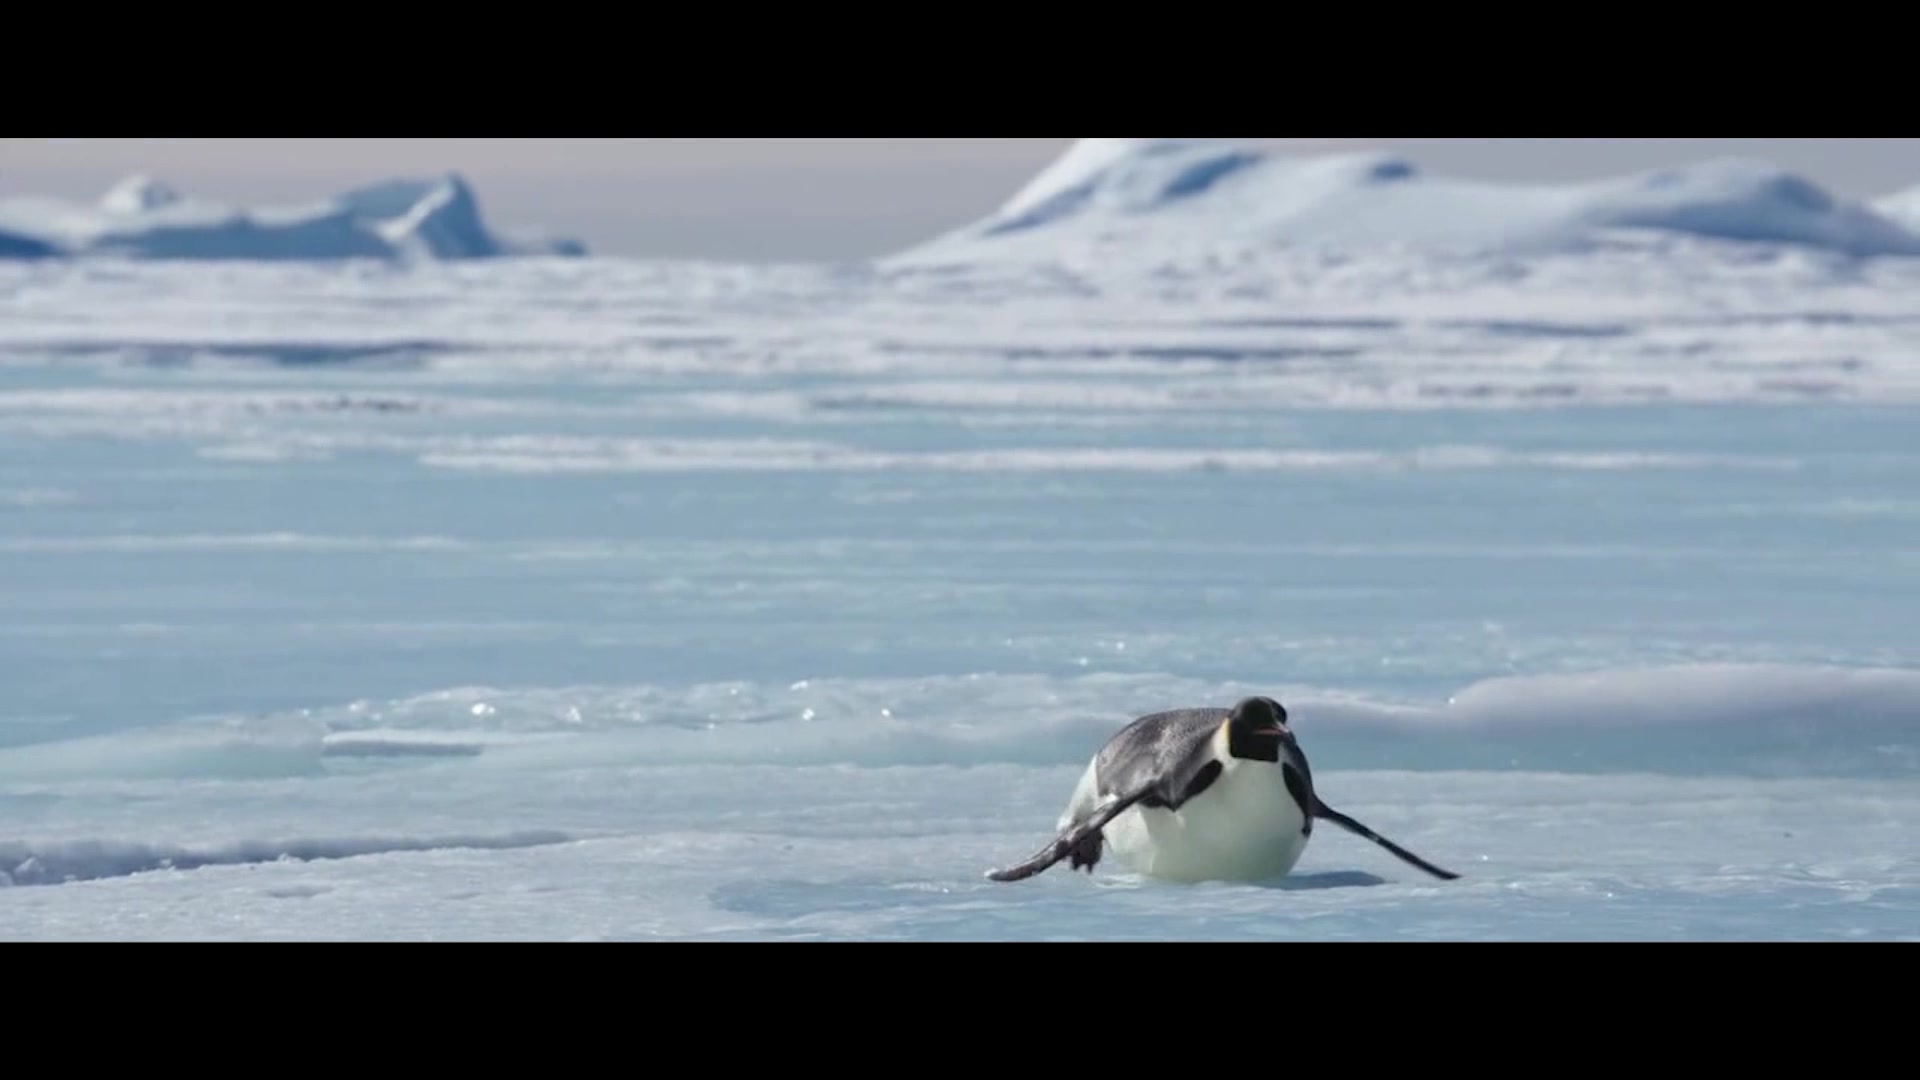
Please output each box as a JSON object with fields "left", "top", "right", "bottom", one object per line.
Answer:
{"left": 0, "top": 174, "right": 585, "bottom": 262}
{"left": 1, "top": 200, "right": 1918, "bottom": 939}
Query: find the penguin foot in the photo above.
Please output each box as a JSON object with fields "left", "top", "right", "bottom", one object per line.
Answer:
{"left": 1069, "top": 830, "right": 1103, "bottom": 874}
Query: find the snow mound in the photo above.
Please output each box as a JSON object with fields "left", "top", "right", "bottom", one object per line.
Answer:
{"left": 895, "top": 138, "right": 1920, "bottom": 266}
{"left": 0, "top": 173, "right": 586, "bottom": 262}
{"left": 99, "top": 175, "right": 184, "bottom": 215}
{"left": 0, "top": 228, "right": 56, "bottom": 259}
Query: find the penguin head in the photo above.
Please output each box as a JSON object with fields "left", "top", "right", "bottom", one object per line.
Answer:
{"left": 1225, "top": 697, "right": 1295, "bottom": 764}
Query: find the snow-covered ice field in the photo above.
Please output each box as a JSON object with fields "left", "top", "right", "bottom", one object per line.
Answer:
{"left": 3, "top": 141, "right": 1919, "bottom": 941}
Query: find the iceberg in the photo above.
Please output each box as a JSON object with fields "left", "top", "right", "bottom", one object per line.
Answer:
{"left": 0, "top": 173, "right": 585, "bottom": 262}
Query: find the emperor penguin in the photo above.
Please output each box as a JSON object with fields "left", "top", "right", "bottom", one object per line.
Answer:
{"left": 986, "top": 697, "right": 1461, "bottom": 885}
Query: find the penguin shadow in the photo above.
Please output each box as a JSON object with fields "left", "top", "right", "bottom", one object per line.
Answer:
{"left": 1256, "top": 870, "right": 1391, "bottom": 892}
{"left": 1094, "top": 869, "right": 1391, "bottom": 893}
{"left": 709, "top": 868, "right": 1395, "bottom": 922}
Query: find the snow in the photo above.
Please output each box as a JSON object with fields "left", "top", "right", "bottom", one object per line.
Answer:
{"left": 895, "top": 138, "right": 1920, "bottom": 268}
{"left": 1, "top": 142, "right": 1919, "bottom": 939}
{"left": 0, "top": 174, "right": 585, "bottom": 262}
{"left": 1875, "top": 183, "right": 1920, "bottom": 230}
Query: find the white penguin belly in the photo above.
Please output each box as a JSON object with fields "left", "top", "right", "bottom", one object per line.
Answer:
{"left": 1105, "top": 759, "right": 1311, "bottom": 884}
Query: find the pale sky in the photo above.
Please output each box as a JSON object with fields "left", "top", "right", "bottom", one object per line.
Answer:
{"left": 4, "top": 139, "right": 1917, "bottom": 261}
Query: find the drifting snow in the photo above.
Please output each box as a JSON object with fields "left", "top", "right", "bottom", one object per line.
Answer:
{"left": 3, "top": 664, "right": 1915, "bottom": 786}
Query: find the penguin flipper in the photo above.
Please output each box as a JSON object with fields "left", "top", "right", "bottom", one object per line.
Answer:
{"left": 986, "top": 787, "right": 1153, "bottom": 884}
{"left": 1313, "top": 800, "right": 1462, "bottom": 882}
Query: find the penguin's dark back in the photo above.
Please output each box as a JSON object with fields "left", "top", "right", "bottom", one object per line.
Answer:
{"left": 1094, "top": 708, "right": 1230, "bottom": 797}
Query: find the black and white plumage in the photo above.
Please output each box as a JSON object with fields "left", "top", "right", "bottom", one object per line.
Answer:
{"left": 987, "top": 697, "right": 1461, "bottom": 885}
